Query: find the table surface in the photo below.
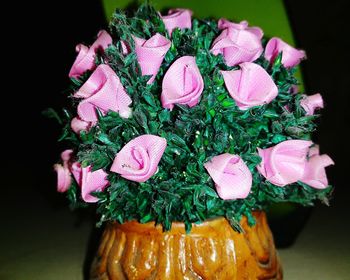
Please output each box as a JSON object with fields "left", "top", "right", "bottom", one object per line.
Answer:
{"left": 1, "top": 185, "right": 349, "bottom": 280}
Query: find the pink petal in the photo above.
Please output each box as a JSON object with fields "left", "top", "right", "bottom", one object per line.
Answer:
{"left": 161, "top": 9, "right": 192, "bottom": 36}
{"left": 301, "top": 152, "right": 334, "bottom": 189}
{"left": 54, "top": 164, "right": 72, "bottom": 193}
{"left": 221, "top": 62, "right": 278, "bottom": 110}
{"left": 211, "top": 27, "right": 263, "bottom": 66}
{"left": 265, "top": 37, "right": 306, "bottom": 68}
{"left": 257, "top": 140, "right": 312, "bottom": 186}
{"left": 61, "top": 149, "right": 74, "bottom": 163}
{"left": 81, "top": 167, "right": 109, "bottom": 203}
{"left": 74, "top": 64, "right": 132, "bottom": 122}
{"left": 204, "top": 153, "right": 252, "bottom": 200}
{"left": 300, "top": 93, "right": 324, "bottom": 115}
{"left": 71, "top": 117, "right": 93, "bottom": 134}
{"left": 217, "top": 18, "right": 263, "bottom": 39}
{"left": 110, "top": 135, "right": 167, "bottom": 182}
{"left": 134, "top": 33, "right": 171, "bottom": 84}
{"left": 161, "top": 56, "right": 204, "bottom": 110}
{"left": 69, "top": 30, "right": 112, "bottom": 78}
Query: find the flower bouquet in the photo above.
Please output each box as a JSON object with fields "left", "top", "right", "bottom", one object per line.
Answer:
{"left": 50, "top": 3, "right": 334, "bottom": 279}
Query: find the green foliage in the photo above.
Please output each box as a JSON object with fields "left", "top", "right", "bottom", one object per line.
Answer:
{"left": 52, "top": 2, "right": 332, "bottom": 231}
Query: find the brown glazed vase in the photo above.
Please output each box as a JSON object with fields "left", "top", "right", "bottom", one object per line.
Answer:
{"left": 90, "top": 212, "right": 282, "bottom": 279}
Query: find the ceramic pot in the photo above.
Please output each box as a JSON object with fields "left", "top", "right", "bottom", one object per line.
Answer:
{"left": 90, "top": 212, "right": 282, "bottom": 279}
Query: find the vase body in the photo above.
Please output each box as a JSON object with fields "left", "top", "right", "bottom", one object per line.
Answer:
{"left": 90, "top": 212, "right": 282, "bottom": 279}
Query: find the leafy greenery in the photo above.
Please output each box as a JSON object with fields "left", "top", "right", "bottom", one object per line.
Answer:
{"left": 53, "top": 3, "right": 332, "bottom": 232}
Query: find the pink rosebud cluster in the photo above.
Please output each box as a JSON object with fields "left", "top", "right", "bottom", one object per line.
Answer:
{"left": 54, "top": 9, "right": 333, "bottom": 204}
{"left": 54, "top": 150, "right": 109, "bottom": 203}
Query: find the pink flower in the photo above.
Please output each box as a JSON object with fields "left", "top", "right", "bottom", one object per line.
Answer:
{"left": 204, "top": 153, "right": 252, "bottom": 200}
{"left": 161, "top": 9, "right": 192, "bottom": 36}
{"left": 69, "top": 30, "right": 112, "bottom": 78}
{"left": 210, "top": 26, "right": 263, "bottom": 66}
{"left": 257, "top": 140, "right": 312, "bottom": 187}
{"left": 300, "top": 93, "right": 324, "bottom": 115}
{"left": 264, "top": 37, "right": 306, "bottom": 68}
{"left": 54, "top": 149, "right": 74, "bottom": 193}
{"left": 74, "top": 64, "right": 132, "bottom": 122}
{"left": 110, "top": 135, "right": 167, "bottom": 183}
{"left": 218, "top": 19, "right": 263, "bottom": 39}
{"left": 134, "top": 33, "right": 171, "bottom": 84}
{"left": 161, "top": 56, "right": 204, "bottom": 109}
{"left": 300, "top": 146, "right": 334, "bottom": 189}
{"left": 221, "top": 62, "right": 278, "bottom": 110}
{"left": 70, "top": 117, "right": 95, "bottom": 134}
{"left": 71, "top": 162, "right": 109, "bottom": 203}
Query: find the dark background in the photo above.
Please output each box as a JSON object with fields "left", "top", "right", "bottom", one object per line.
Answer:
{"left": 2, "top": 0, "right": 349, "bottom": 275}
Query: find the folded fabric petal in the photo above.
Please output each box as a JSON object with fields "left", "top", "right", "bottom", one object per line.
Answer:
{"left": 221, "top": 62, "right": 278, "bottom": 110}
{"left": 265, "top": 37, "right": 306, "bottom": 68}
{"left": 300, "top": 145, "right": 334, "bottom": 189}
{"left": 161, "top": 9, "right": 192, "bottom": 36}
{"left": 69, "top": 30, "right": 112, "bottom": 78}
{"left": 71, "top": 163, "right": 109, "bottom": 203}
{"left": 161, "top": 56, "right": 204, "bottom": 109}
{"left": 257, "top": 140, "right": 312, "bottom": 186}
{"left": 134, "top": 33, "right": 171, "bottom": 84}
{"left": 217, "top": 18, "right": 263, "bottom": 39}
{"left": 211, "top": 27, "right": 263, "bottom": 66}
{"left": 54, "top": 149, "right": 74, "bottom": 192}
{"left": 74, "top": 64, "right": 132, "bottom": 122}
{"left": 300, "top": 93, "right": 324, "bottom": 115}
{"left": 110, "top": 135, "right": 167, "bottom": 182}
{"left": 70, "top": 117, "right": 95, "bottom": 134}
{"left": 204, "top": 153, "right": 252, "bottom": 200}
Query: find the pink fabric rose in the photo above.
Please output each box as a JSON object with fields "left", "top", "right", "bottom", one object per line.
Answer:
{"left": 110, "top": 135, "right": 167, "bottom": 183}
{"left": 70, "top": 117, "right": 95, "bottom": 134}
{"left": 257, "top": 140, "right": 312, "bottom": 186}
{"left": 161, "top": 9, "right": 192, "bottom": 36}
{"left": 54, "top": 149, "right": 74, "bottom": 193}
{"left": 204, "top": 153, "right": 252, "bottom": 200}
{"left": 264, "top": 37, "right": 306, "bottom": 68}
{"left": 221, "top": 62, "right": 278, "bottom": 110}
{"left": 210, "top": 26, "right": 263, "bottom": 66}
{"left": 218, "top": 19, "right": 263, "bottom": 39}
{"left": 69, "top": 30, "right": 112, "bottom": 78}
{"left": 134, "top": 33, "right": 171, "bottom": 84}
{"left": 300, "top": 146, "right": 334, "bottom": 189}
{"left": 71, "top": 162, "right": 109, "bottom": 203}
{"left": 161, "top": 56, "right": 204, "bottom": 109}
{"left": 74, "top": 64, "right": 132, "bottom": 122}
{"left": 300, "top": 93, "right": 324, "bottom": 115}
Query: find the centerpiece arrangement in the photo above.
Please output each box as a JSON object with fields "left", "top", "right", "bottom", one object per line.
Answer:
{"left": 50, "top": 3, "right": 334, "bottom": 279}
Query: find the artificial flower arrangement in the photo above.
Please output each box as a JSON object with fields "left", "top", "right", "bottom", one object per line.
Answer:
{"left": 51, "top": 3, "right": 334, "bottom": 233}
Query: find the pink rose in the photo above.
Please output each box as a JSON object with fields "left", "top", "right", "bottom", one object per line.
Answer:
{"left": 221, "top": 62, "right": 278, "bottom": 110}
{"left": 161, "top": 9, "right": 192, "bottom": 36}
{"left": 110, "top": 135, "right": 167, "bottom": 183}
{"left": 264, "top": 37, "right": 306, "bottom": 68}
{"left": 211, "top": 26, "right": 263, "bottom": 66}
{"left": 300, "top": 93, "right": 324, "bottom": 115}
{"left": 74, "top": 64, "right": 132, "bottom": 122}
{"left": 134, "top": 33, "right": 171, "bottom": 84}
{"left": 218, "top": 19, "right": 263, "bottom": 39}
{"left": 204, "top": 153, "right": 252, "bottom": 200}
{"left": 161, "top": 56, "right": 204, "bottom": 109}
{"left": 257, "top": 140, "right": 312, "bottom": 186}
{"left": 69, "top": 30, "right": 112, "bottom": 78}
{"left": 54, "top": 149, "right": 74, "bottom": 193}
{"left": 300, "top": 146, "right": 334, "bottom": 189}
{"left": 71, "top": 162, "right": 109, "bottom": 203}
{"left": 70, "top": 117, "right": 96, "bottom": 134}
